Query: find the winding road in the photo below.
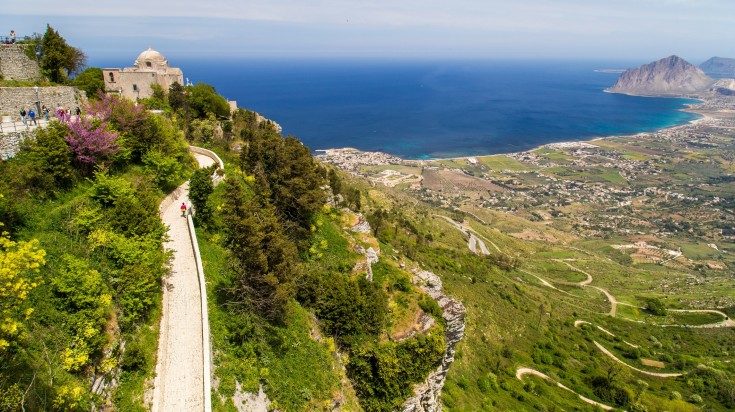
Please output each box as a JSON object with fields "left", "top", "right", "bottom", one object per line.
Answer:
{"left": 516, "top": 368, "right": 614, "bottom": 411}
{"left": 435, "top": 215, "right": 500, "bottom": 255}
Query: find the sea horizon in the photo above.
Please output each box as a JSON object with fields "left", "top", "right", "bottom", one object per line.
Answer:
{"left": 93, "top": 57, "right": 702, "bottom": 159}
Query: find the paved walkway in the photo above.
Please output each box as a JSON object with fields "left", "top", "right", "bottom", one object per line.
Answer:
{"left": 152, "top": 153, "right": 215, "bottom": 412}
{"left": 0, "top": 117, "right": 77, "bottom": 134}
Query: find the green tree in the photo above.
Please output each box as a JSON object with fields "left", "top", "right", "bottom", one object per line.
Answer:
{"left": 16, "top": 121, "right": 75, "bottom": 194}
{"left": 142, "top": 149, "right": 183, "bottom": 191}
{"left": 189, "top": 166, "right": 214, "bottom": 224}
{"left": 186, "top": 82, "right": 230, "bottom": 119}
{"left": 168, "top": 82, "right": 186, "bottom": 112}
{"left": 72, "top": 67, "right": 104, "bottom": 99}
{"left": 299, "top": 270, "right": 386, "bottom": 339}
{"left": 138, "top": 83, "right": 168, "bottom": 110}
{"left": 41, "top": 24, "right": 86, "bottom": 83}
{"left": 221, "top": 179, "right": 298, "bottom": 322}
{"left": 189, "top": 116, "right": 219, "bottom": 144}
{"left": 241, "top": 131, "right": 325, "bottom": 244}
{"left": 645, "top": 297, "right": 667, "bottom": 316}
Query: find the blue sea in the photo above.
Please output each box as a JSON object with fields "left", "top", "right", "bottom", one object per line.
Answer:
{"left": 99, "top": 58, "right": 701, "bottom": 159}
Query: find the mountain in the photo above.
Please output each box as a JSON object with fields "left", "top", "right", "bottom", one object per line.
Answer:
{"left": 700, "top": 56, "right": 735, "bottom": 78}
{"left": 606, "top": 55, "right": 714, "bottom": 96}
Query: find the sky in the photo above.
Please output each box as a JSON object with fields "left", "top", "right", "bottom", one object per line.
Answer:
{"left": 2, "top": 0, "right": 733, "bottom": 64}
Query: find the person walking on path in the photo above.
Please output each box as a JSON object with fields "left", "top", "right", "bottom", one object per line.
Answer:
{"left": 9, "top": 30, "right": 15, "bottom": 44}
{"left": 19, "top": 108, "right": 26, "bottom": 125}
{"left": 42, "top": 105, "right": 49, "bottom": 121}
{"left": 28, "top": 109, "right": 37, "bottom": 126}
{"left": 180, "top": 202, "right": 187, "bottom": 217}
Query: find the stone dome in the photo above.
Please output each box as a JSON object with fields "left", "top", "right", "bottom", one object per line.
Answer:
{"left": 136, "top": 48, "right": 165, "bottom": 62}
{"left": 134, "top": 48, "right": 169, "bottom": 70}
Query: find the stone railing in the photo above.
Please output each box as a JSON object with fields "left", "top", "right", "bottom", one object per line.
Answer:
{"left": 186, "top": 213, "right": 213, "bottom": 412}
{"left": 188, "top": 145, "right": 225, "bottom": 184}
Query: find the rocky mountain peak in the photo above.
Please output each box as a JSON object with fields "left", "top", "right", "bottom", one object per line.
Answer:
{"left": 606, "top": 55, "right": 713, "bottom": 96}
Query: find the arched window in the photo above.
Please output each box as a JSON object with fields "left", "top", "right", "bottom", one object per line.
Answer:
{"left": 109, "top": 72, "right": 115, "bottom": 82}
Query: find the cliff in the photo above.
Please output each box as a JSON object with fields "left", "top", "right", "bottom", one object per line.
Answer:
{"left": 700, "top": 57, "right": 735, "bottom": 78}
{"left": 606, "top": 55, "right": 714, "bottom": 96}
{"left": 402, "top": 269, "right": 466, "bottom": 412}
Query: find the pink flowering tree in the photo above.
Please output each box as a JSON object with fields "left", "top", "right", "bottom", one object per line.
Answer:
{"left": 65, "top": 116, "right": 120, "bottom": 168}
{"left": 87, "top": 91, "right": 149, "bottom": 134}
{"left": 86, "top": 91, "right": 152, "bottom": 160}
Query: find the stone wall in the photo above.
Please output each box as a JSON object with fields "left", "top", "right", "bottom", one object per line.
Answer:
{"left": 0, "top": 86, "right": 84, "bottom": 118}
{"left": 0, "top": 44, "right": 41, "bottom": 81}
{"left": 0, "top": 129, "right": 33, "bottom": 160}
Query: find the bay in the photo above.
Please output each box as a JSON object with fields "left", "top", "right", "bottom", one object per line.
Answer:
{"left": 99, "top": 58, "right": 701, "bottom": 159}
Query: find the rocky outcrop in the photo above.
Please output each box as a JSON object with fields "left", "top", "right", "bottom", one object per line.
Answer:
{"left": 255, "top": 113, "right": 282, "bottom": 134}
{"left": 607, "top": 55, "right": 714, "bottom": 96}
{"left": 403, "top": 270, "right": 466, "bottom": 412}
{"left": 712, "top": 78, "right": 735, "bottom": 96}
{"left": 700, "top": 57, "right": 735, "bottom": 78}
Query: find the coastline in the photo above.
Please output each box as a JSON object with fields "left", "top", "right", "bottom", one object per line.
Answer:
{"left": 317, "top": 94, "right": 720, "bottom": 164}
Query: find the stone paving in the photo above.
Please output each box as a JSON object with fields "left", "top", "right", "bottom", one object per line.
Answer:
{"left": 152, "top": 153, "right": 215, "bottom": 412}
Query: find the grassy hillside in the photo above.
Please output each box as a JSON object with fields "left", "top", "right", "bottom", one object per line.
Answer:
{"left": 351, "top": 180, "right": 734, "bottom": 411}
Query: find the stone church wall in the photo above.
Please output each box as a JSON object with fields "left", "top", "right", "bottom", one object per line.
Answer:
{"left": 0, "top": 44, "right": 42, "bottom": 81}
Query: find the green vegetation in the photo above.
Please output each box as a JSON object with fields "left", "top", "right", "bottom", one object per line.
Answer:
{"left": 13, "top": 25, "right": 86, "bottom": 85}
{"left": 0, "top": 91, "right": 193, "bottom": 410}
{"left": 6, "top": 22, "right": 735, "bottom": 412}
{"left": 72, "top": 67, "right": 104, "bottom": 99}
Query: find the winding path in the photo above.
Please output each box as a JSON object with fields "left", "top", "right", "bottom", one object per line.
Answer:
{"left": 525, "top": 261, "right": 731, "bottom": 328}
{"left": 434, "top": 215, "right": 500, "bottom": 255}
{"left": 152, "top": 151, "right": 216, "bottom": 412}
{"left": 516, "top": 368, "right": 614, "bottom": 410}
{"left": 592, "top": 341, "right": 683, "bottom": 378}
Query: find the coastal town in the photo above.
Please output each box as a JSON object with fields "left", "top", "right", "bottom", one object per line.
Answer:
{"left": 319, "top": 93, "right": 735, "bottom": 282}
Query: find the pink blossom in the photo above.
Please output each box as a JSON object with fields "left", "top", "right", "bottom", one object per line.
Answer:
{"left": 86, "top": 91, "right": 149, "bottom": 133}
{"left": 65, "top": 116, "right": 120, "bottom": 165}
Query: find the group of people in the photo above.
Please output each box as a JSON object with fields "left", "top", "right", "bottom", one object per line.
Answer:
{"left": 55, "top": 106, "right": 81, "bottom": 123}
{"left": 2, "top": 30, "right": 15, "bottom": 45}
{"left": 17, "top": 105, "right": 81, "bottom": 126}
{"left": 17, "top": 107, "right": 39, "bottom": 126}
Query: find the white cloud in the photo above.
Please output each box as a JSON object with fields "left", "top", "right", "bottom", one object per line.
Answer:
{"left": 2, "top": 0, "right": 732, "bottom": 60}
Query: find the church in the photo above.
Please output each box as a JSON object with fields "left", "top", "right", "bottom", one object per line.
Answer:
{"left": 102, "top": 48, "right": 183, "bottom": 101}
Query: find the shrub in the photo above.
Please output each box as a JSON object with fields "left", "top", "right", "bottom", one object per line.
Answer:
{"left": 142, "top": 149, "right": 183, "bottom": 190}
{"left": 347, "top": 332, "right": 444, "bottom": 411}
{"left": 644, "top": 297, "right": 667, "bottom": 316}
